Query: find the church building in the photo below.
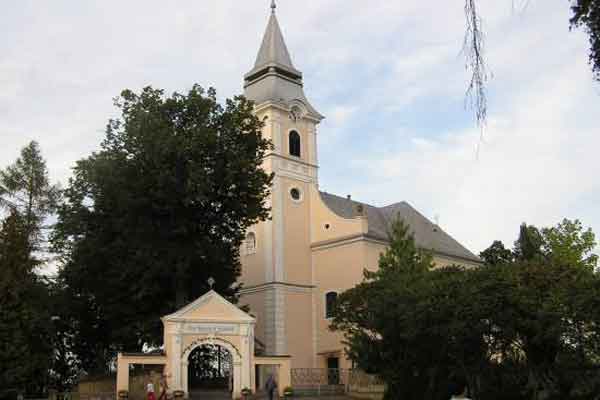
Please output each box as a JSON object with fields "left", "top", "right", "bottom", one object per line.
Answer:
{"left": 238, "top": 2, "right": 481, "bottom": 372}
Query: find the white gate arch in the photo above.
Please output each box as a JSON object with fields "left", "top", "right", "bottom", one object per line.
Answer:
{"left": 180, "top": 337, "right": 243, "bottom": 397}
{"left": 117, "top": 290, "right": 256, "bottom": 400}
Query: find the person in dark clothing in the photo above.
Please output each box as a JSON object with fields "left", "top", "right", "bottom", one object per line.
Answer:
{"left": 265, "top": 374, "right": 278, "bottom": 400}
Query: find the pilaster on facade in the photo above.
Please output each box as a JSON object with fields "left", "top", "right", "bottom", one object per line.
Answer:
{"left": 263, "top": 289, "right": 277, "bottom": 354}
{"left": 270, "top": 112, "right": 283, "bottom": 154}
{"left": 273, "top": 287, "right": 287, "bottom": 354}
{"left": 262, "top": 285, "right": 286, "bottom": 355}
{"left": 272, "top": 175, "right": 285, "bottom": 283}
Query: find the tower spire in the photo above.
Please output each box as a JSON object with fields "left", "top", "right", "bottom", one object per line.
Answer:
{"left": 253, "top": 4, "right": 294, "bottom": 70}
{"left": 243, "top": 2, "right": 324, "bottom": 121}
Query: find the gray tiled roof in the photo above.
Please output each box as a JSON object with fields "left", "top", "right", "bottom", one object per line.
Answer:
{"left": 254, "top": 12, "right": 295, "bottom": 71}
{"left": 243, "top": 8, "right": 324, "bottom": 121}
{"left": 319, "top": 191, "right": 481, "bottom": 263}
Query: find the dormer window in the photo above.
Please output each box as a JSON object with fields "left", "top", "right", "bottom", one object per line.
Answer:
{"left": 289, "top": 131, "right": 301, "bottom": 157}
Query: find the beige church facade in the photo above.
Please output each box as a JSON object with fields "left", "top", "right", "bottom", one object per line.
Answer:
{"left": 237, "top": 3, "right": 482, "bottom": 372}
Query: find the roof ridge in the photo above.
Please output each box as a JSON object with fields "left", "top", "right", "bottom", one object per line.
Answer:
{"left": 380, "top": 200, "right": 410, "bottom": 210}
{"left": 319, "top": 190, "right": 381, "bottom": 209}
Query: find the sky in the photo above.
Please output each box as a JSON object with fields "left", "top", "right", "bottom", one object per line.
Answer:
{"left": 1, "top": 0, "right": 598, "bottom": 259}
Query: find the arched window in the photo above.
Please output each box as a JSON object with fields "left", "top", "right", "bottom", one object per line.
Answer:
{"left": 289, "top": 131, "right": 301, "bottom": 157}
{"left": 325, "top": 291, "right": 338, "bottom": 319}
{"left": 245, "top": 232, "right": 256, "bottom": 254}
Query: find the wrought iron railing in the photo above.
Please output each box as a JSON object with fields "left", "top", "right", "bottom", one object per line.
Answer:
{"left": 291, "top": 368, "right": 350, "bottom": 395}
{"left": 291, "top": 368, "right": 385, "bottom": 396}
{"left": 347, "top": 370, "right": 385, "bottom": 396}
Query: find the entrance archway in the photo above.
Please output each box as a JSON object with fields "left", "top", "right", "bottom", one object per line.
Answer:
{"left": 187, "top": 344, "right": 232, "bottom": 398}
{"left": 118, "top": 290, "right": 291, "bottom": 399}
{"left": 180, "top": 336, "right": 244, "bottom": 399}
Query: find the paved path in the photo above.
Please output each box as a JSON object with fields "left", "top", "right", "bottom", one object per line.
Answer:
{"left": 189, "top": 390, "right": 230, "bottom": 400}
{"left": 189, "top": 390, "right": 352, "bottom": 400}
{"left": 256, "top": 397, "right": 351, "bottom": 400}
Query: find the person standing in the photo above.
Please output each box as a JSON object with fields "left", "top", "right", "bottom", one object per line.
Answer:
{"left": 265, "top": 374, "right": 278, "bottom": 400}
{"left": 158, "top": 373, "right": 168, "bottom": 400}
{"left": 146, "top": 379, "right": 156, "bottom": 400}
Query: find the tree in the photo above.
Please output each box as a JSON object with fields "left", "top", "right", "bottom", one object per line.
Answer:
{"left": 570, "top": 0, "right": 600, "bottom": 80}
{"left": 0, "top": 142, "right": 59, "bottom": 395}
{"left": 513, "top": 223, "right": 543, "bottom": 262}
{"left": 0, "top": 211, "right": 53, "bottom": 395}
{"left": 541, "top": 218, "right": 598, "bottom": 270}
{"left": 331, "top": 218, "right": 600, "bottom": 400}
{"left": 330, "top": 220, "right": 441, "bottom": 400}
{"left": 53, "top": 85, "right": 273, "bottom": 372}
{"left": 479, "top": 240, "right": 513, "bottom": 266}
{"left": 0, "top": 141, "right": 60, "bottom": 253}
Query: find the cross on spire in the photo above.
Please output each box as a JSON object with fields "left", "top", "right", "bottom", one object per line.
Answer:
{"left": 270, "top": 0, "right": 276, "bottom": 13}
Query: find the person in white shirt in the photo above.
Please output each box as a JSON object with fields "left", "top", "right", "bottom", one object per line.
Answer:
{"left": 146, "top": 380, "right": 156, "bottom": 400}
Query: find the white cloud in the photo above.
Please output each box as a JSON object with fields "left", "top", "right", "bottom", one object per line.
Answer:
{"left": 356, "top": 54, "right": 599, "bottom": 253}
{"left": 0, "top": 0, "right": 598, "bottom": 259}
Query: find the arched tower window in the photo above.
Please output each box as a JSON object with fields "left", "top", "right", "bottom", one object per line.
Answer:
{"left": 325, "top": 291, "right": 338, "bottom": 319}
{"left": 289, "top": 131, "right": 301, "bottom": 157}
{"left": 245, "top": 232, "right": 256, "bottom": 255}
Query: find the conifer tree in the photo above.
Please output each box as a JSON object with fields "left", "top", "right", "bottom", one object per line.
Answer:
{"left": 0, "top": 141, "right": 59, "bottom": 394}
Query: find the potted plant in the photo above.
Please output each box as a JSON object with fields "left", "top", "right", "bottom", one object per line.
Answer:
{"left": 283, "top": 386, "right": 294, "bottom": 398}
{"left": 241, "top": 387, "right": 252, "bottom": 399}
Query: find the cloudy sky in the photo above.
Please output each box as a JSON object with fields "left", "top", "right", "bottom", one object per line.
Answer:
{"left": 1, "top": 0, "right": 598, "bottom": 257}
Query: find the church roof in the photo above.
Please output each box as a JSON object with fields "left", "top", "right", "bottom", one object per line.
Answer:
{"left": 254, "top": 11, "right": 296, "bottom": 72}
{"left": 319, "top": 191, "right": 481, "bottom": 264}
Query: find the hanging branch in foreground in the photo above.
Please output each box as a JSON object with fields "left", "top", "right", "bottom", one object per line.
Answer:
{"left": 463, "top": 0, "right": 490, "bottom": 128}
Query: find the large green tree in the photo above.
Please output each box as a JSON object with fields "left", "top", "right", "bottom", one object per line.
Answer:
{"left": 53, "top": 85, "right": 273, "bottom": 373}
{"left": 331, "top": 218, "right": 600, "bottom": 400}
{"left": 0, "top": 142, "right": 60, "bottom": 395}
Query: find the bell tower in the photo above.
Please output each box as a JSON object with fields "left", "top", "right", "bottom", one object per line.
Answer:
{"left": 244, "top": 0, "right": 324, "bottom": 179}
{"left": 240, "top": 1, "right": 324, "bottom": 366}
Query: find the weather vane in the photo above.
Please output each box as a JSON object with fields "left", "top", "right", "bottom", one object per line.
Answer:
{"left": 207, "top": 277, "right": 215, "bottom": 289}
{"left": 271, "top": 0, "right": 276, "bottom": 13}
